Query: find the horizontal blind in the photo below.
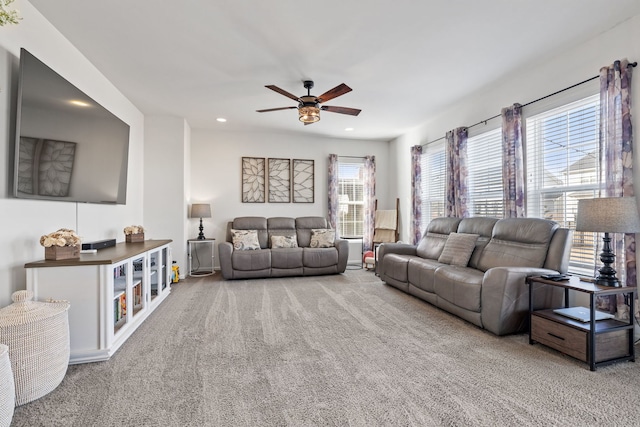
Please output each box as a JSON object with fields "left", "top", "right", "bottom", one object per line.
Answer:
{"left": 420, "top": 140, "right": 446, "bottom": 230}
{"left": 338, "top": 161, "right": 364, "bottom": 237}
{"left": 467, "top": 128, "right": 504, "bottom": 218}
{"left": 525, "top": 94, "right": 600, "bottom": 275}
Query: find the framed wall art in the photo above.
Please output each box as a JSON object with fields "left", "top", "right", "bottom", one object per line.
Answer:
{"left": 268, "top": 158, "right": 291, "bottom": 203}
{"left": 292, "top": 159, "right": 314, "bottom": 203}
{"left": 241, "top": 157, "right": 265, "bottom": 203}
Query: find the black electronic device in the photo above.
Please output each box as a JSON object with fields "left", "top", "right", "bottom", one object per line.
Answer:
{"left": 82, "top": 239, "right": 117, "bottom": 250}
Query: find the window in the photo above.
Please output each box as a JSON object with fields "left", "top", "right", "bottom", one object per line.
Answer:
{"left": 526, "top": 94, "right": 601, "bottom": 275}
{"left": 338, "top": 161, "right": 364, "bottom": 237}
{"left": 420, "top": 140, "right": 446, "bottom": 231}
{"left": 467, "top": 128, "right": 504, "bottom": 217}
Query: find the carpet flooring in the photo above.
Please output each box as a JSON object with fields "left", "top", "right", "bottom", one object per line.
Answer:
{"left": 10, "top": 270, "right": 640, "bottom": 426}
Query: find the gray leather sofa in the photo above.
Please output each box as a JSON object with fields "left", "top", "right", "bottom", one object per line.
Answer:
{"left": 378, "top": 217, "right": 573, "bottom": 335}
{"left": 219, "top": 216, "right": 348, "bottom": 279}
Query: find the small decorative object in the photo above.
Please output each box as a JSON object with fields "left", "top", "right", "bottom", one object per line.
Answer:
{"left": 576, "top": 197, "right": 640, "bottom": 287}
{"left": 40, "top": 228, "right": 81, "bottom": 260}
{"left": 124, "top": 225, "right": 145, "bottom": 243}
{"left": 0, "top": 0, "right": 21, "bottom": 26}
{"left": 190, "top": 204, "right": 211, "bottom": 239}
{"left": 0, "top": 290, "right": 70, "bottom": 406}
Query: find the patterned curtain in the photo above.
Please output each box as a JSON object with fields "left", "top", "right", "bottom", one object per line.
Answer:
{"left": 363, "top": 156, "right": 376, "bottom": 251}
{"left": 445, "top": 128, "right": 469, "bottom": 218}
{"left": 328, "top": 154, "right": 339, "bottom": 233}
{"left": 599, "top": 60, "right": 635, "bottom": 299}
{"left": 501, "top": 103, "right": 525, "bottom": 218}
{"left": 411, "top": 145, "right": 423, "bottom": 244}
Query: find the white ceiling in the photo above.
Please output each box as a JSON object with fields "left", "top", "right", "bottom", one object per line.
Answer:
{"left": 28, "top": 0, "right": 640, "bottom": 141}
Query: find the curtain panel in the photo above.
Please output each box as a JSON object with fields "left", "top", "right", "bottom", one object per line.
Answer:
{"left": 501, "top": 103, "right": 525, "bottom": 218}
{"left": 327, "top": 154, "right": 339, "bottom": 233}
{"left": 363, "top": 156, "right": 376, "bottom": 251}
{"left": 600, "top": 60, "right": 635, "bottom": 296}
{"left": 410, "top": 145, "right": 423, "bottom": 244}
{"left": 445, "top": 128, "right": 469, "bottom": 218}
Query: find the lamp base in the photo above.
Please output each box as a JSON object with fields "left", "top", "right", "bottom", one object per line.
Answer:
{"left": 595, "top": 232, "right": 620, "bottom": 287}
{"left": 197, "top": 218, "right": 206, "bottom": 240}
{"left": 595, "top": 275, "right": 621, "bottom": 287}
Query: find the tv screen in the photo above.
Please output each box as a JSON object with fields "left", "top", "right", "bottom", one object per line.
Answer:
{"left": 13, "top": 48, "right": 130, "bottom": 204}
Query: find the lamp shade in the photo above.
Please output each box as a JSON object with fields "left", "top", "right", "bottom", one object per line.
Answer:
{"left": 575, "top": 197, "right": 640, "bottom": 233}
{"left": 190, "top": 204, "right": 211, "bottom": 219}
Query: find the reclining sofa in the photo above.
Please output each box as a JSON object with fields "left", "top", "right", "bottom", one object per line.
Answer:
{"left": 378, "top": 217, "right": 573, "bottom": 335}
{"left": 219, "top": 216, "right": 348, "bottom": 279}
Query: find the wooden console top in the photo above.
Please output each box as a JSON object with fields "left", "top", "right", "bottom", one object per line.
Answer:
{"left": 25, "top": 239, "right": 172, "bottom": 268}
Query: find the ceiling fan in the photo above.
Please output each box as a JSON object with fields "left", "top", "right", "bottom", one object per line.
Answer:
{"left": 256, "top": 80, "right": 361, "bottom": 125}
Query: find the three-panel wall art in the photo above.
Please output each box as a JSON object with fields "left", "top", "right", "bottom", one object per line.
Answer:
{"left": 241, "top": 157, "right": 314, "bottom": 203}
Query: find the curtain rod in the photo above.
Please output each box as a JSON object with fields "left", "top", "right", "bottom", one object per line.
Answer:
{"left": 421, "top": 61, "right": 637, "bottom": 147}
{"left": 338, "top": 155, "right": 366, "bottom": 159}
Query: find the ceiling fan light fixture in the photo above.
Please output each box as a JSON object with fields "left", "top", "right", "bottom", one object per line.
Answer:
{"left": 299, "top": 105, "right": 320, "bottom": 123}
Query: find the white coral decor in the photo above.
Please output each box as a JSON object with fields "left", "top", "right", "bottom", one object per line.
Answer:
{"left": 123, "top": 225, "right": 145, "bottom": 235}
{"left": 39, "top": 228, "right": 81, "bottom": 247}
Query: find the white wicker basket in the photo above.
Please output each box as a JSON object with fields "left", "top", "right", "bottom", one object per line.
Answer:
{"left": 0, "top": 290, "right": 70, "bottom": 406}
{"left": 0, "top": 344, "right": 14, "bottom": 427}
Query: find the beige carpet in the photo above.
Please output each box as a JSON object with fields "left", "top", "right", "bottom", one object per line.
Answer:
{"left": 10, "top": 270, "right": 640, "bottom": 426}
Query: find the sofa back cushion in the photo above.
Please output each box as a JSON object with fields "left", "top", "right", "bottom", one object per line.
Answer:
{"left": 457, "top": 217, "right": 499, "bottom": 269}
{"left": 476, "top": 218, "right": 558, "bottom": 271}
{"left": 416, "top": 217, "right": 462, "bottom": 259}
{"left": 296, "top": 217, "right": 330, "bottom": 247}
{"left": 267, "top": 217, "right": 297, "bottom": 248}
{"left": 231, "top": 217, "right": 268, "bottom": 249}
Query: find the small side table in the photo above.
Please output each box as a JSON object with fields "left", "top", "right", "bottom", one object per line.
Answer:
{"left": 188, "top": 238, "right": 215, "bottom": 276}
{"left": 527, "top": 276, "right": 635, "bottom": 371}
{"left": 342, "top": 236, "right": 363, "bottom": 269}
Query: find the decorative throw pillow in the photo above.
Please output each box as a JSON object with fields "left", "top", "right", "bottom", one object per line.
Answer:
{"left": 438, "top": 232, "right": 479, "bottom": 266}
{"left": 310, "top": 229, "right": 335, "bottom": 248}
{"left": 271, "top": 235, "right": 298, "bottom": 249}
{"left": 231, "top": 229, "right": 261, "bottom": 250}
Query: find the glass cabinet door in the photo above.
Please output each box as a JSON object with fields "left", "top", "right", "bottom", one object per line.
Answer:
{"left": 131, "top": 256, "right": 145, "bottom": 318}
{"left": 113, "top": 261, "right": 128, "bottom": 334}
{"left": 149, "top": 248, "right": 168, "bottom": 302}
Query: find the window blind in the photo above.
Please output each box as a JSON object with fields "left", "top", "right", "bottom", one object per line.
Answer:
{"left": 467, "top": 128, "right": 504, "bottom": 218}
{"left": 420, "top": 140, "right": 446, "bottom": 230}
{"left": 338, "top": 161, "right": 365, "bottom": 237}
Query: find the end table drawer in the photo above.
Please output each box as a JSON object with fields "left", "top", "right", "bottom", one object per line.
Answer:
{"left": 532, "top": 315, "right": 587, "bottom": 361}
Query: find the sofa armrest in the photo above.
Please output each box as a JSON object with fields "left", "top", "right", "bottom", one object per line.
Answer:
{"left": 218, "top": 242, "right": 234, "bottom": 279}
{"left": 335, "top": 238, "right": 349, "bottom": 273}
{"left": 377, "top": 243, "right": 417, "bottom": 260}
{"left": 481, "top": 266, "right": 564, "bottom": 335}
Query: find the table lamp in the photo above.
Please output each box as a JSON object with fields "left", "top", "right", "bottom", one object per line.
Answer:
{"left": 575, "top": 197, "right": 640, "bottom": 287}
{"left": 191, "top": 204, "right": 211, "bottom": 240}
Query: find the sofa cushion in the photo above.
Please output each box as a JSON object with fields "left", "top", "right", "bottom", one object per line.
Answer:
{"left": 271, "top": 248, "right": 303, "bottom": 269}
{"left": 457, "top": 217, "right": 499, "bottom": 269}
{"left": 267, "top": 217, "right": 297, "bottom": 248}
{"left": 382, "top": 254, "right": 423, "bottom": 283}
{"left": 231, "top": 249, "right": 271, "bottom": 271}
{"left": 303, "top": 248, "right": 338, "bottom": 268}
{"left": 415, "top": 217, "right": 462, "bottom": 259}
{"left": 271, "top": 235, "right": 298, "bottom": 248}
{"left": 438, "top": 233, "right": 479, "bottom": 266}
{"left": 232, "top": 217, "right": 268, "bottom": 248}
{"left": 434, "top": 266, "right": 484, "bottom": 312}
{"left": 310, "top": 229, "right": 335, "bottom": 248}
{"left": 408, "top": 258, "right": 446, "bottom": 293}
{"left": 231, "top": 229, "right": 261, "bottom": 250}
{"left": 476, "top": 218, "right": 558, "bottom": 271}
{"left": 296, "top": 217, "right": 330, "bottom": 247}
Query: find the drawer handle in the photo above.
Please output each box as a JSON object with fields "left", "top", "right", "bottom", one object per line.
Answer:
{"left": 547, "top": 332, "right": 565, "bottom": 341}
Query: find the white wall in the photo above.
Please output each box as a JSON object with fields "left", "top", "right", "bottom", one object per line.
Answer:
{"left": 0, "top": 2, "right": 145, "bottom": 307}
{"left": 144, "top": 116, "right": 191, "bottom": 276}
{"left": 190, "top": 129, "right": 391, "bottom": 268}
{"left": 390, "top": 14, "right": 640, "bottom": 242}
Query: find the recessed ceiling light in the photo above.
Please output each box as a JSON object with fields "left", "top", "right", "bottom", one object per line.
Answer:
{"left": 69, "top": 100, "right": 91, "bottom": 107}
{"left": 216, "top": 118, "right": 227, "bottom": 122}
{"left": 345, "top": 127, "right": 354, "bottom": 132}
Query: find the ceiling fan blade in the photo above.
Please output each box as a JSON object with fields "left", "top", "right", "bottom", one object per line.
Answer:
{"left": 256, "top": 106, "right": 297, "bottom": 113}
{"left": 321, "top": 105, "right": 361, "bottom": 116}
{"left": 317, "top": 83, "right": 352, "bottom": 103}
{"left": 265, "top": 85, "right": 300, "bottom": 101}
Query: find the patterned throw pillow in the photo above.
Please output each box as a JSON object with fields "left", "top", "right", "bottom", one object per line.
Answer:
{"left": 438, "top": 232, "right": 479, "bottom": 266}
{"left": 271, "top": 235, "right": 298, "bottom": 249}
{"left": 310, "top": 229, "right": 335, "bottom": 248}
{"left": 231, "top": 229, "right": 261, "bottom": 250}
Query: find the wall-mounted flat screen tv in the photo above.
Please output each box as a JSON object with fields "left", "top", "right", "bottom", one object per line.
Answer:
{"left": 13, "top": 48, "right": 130, "bottom": 204}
